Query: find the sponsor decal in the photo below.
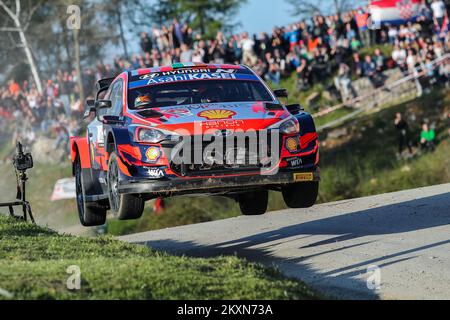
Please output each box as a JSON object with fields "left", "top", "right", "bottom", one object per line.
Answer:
{"left": 161, "top": 108, "right": 193, "bottom": 118}
{"left": 286, "top": 157, "right": 303, "bottom": 167}
{"left": 286, "top": 137, "right": 299, "bottom": 153}
{"left": 214, "top": 129, "right": 234, "bottom": 137}
{"left": 201, "top": 120, "right": 245, "bottom": 129}
{"left": 129, "top": 73, "right": 259, "bottom": 90}
{"left": 138, "top": 68, "right": 236, "bottom": 80}
{"left": 198, "top": 109, "right": 237, "bottom": 120}
{"left": 146, "top": 147, "right": 161, "bottom": 162}
{"left": 293, "top": 172, "right": 314, "bottom": 182}
{"left": 215, "top": 68, "right": 237, "bottom": 74}
{"left": 146, "top": 168, "right": 165, "bottom": 179}
{"left": 146, "top": 72, "right": 236, "bottom": 85}
{"left": 139, "top": 73, "right": 160, "bottom": 80}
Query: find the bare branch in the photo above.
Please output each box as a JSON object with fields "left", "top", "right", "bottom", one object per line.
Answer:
{"left": 0, "top": 0, "right": 18, "bottom": 21}
{"left": 0, "top": 27, "right": 20, "bottom": 32}
{"left": 15, "top": 0, "right": 20, "bottom": 17}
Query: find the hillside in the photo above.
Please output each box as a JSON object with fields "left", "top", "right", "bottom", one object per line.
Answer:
{"left": 0, "top": 215, "right": 319, "bottom": 300}
{"left": 0, "top": 88, "right": 448, "bottom": 236}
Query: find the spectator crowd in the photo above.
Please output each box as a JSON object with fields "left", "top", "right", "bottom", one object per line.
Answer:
{"left": 1, "top": 0, "right": 450, "bottom": 156}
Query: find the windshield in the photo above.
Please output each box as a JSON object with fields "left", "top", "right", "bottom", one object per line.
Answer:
{"left": 128, "top": 80, "right": 274, "bottom": 109}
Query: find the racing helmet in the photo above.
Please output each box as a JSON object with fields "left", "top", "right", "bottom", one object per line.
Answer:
{"left": 134, "top": 94, "right": 152, "bottom": 109}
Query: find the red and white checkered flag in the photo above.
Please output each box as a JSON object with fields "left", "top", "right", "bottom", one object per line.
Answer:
{"left": 397, "top": 0, "right": 413, "bottom": 20}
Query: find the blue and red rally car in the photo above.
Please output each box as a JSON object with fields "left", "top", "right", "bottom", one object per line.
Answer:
{"left": 70, "top": 63, "right": 320, "bottom": 226}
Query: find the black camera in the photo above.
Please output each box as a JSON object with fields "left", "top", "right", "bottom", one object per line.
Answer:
{"left": 13, "top": 142, "right": 33, "bottom": 171}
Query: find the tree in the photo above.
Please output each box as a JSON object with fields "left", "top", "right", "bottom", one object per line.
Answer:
{"left": 152, "top": 0, "right": 246, "bottom": 38}
{"left": 286, "top": 0, "right": 364, "bottom": 18}
{"left": 0, "top": 0, "right": 44, "bottom": 93}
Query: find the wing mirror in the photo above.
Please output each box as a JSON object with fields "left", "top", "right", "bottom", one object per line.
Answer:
{"left": 83, "top": 99, "right": 96, "bottom": 119}
{"left": 95, "top": 99, "right": 112, "bottom": 110}
{"left": 274, "top": 89, "right": 288, "bottom": 99}
{"left": 286, "top": 104, "right": 304, "bottom": 115}
{"left": 94, "top": 100, "right": 122, "bottom": 124}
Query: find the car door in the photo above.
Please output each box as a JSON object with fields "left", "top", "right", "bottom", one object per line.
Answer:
{"left": 87, "top": 82, "right": 118, "bottom": 171}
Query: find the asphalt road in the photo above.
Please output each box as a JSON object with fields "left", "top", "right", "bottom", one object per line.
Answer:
{"left": 120, "top": 183, "right": 450, "bottom": 300}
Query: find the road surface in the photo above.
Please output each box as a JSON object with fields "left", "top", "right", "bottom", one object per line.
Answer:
{"left": 121, "top": 184, "right": 450, "bottom": 300}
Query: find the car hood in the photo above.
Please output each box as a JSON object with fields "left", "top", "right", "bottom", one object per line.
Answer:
{"left": 131, "top": 102, "right": 291, "bottom": 133}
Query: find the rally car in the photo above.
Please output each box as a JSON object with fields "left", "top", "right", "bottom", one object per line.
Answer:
{"left": 71, "top": 63, "right": 320, "bottom": 226}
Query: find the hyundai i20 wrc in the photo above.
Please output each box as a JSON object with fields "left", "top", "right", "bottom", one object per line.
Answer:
{"left": 70, "top": 63, "right": 320, "bottom": 226}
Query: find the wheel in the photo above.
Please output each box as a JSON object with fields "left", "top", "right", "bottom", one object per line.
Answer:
{"left": 75, "top": 155, "right": 107, "bottom": 227}
{"left": 282, "top": 181, "right": 319, "bottom": 208}
{"left": 238, "top": 190, "right": 268, "bottom": 216}
{"left": 107, "top": 152, "right": 145, "bottom": 220}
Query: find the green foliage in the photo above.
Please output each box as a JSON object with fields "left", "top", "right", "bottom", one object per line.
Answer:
{"left": 0, "top": 215, "right": 319, "bottom": 300}
{"left": 151, "top": 0, "right": 246, "bottom": 37}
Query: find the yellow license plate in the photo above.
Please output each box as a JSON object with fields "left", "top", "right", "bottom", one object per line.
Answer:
{"left": 293, "top": 173, "right": 314, "bottom": 182}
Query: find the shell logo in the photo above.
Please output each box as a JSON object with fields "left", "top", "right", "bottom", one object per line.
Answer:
{"left": 198, "top": 109, "right": 237, "bottom": 120}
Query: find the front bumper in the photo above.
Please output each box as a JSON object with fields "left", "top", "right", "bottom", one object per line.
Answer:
{"left": 117, "top": 167, "right": 320, "bottom": 196}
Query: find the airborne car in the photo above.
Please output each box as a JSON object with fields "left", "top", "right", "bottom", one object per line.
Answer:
{"left": 71, "top": 63, "right": 320, "bottom": 226}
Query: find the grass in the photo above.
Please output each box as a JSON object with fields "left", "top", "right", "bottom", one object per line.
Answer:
{"left": 0, "top": 215, "right": 319, "bottom": 300}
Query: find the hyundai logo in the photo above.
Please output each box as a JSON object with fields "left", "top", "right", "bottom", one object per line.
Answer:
{"left": 215, "top": 129, "right": 233, "bottom": 137}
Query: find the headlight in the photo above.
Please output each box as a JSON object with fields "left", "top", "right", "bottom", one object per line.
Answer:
{"left": 137, "top": 128, "right": 165, "bottom": 143}
{"left": 279, "top": 118, "right": 300, "bottom": 135}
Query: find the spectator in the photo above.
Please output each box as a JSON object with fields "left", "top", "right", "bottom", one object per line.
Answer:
{"left": 392, "top": 44, "right": 408, "bottom": 73}
{"left": 352, "top": 53, "right": 363, "bottom": 77}
{"left": 420, "top": 122, "right": 436, "bottom": 152}
{"left": 240, "top": 32, "right": 257, "bottom": 66}
{"left": 265, "top": 62, "right": 281, "bottom": 85}
{"left": 374, "top": 48, "right": 386, "bottom": 72}
{"left": 8, "top": 80, "right": 21, "bottom": 96}
{"left": 355, "top": 8, "right": 370, "bottom": 47}
{"left": 296, "top": 56, "right": 311, "bottom": 90}
{"left": 431, "top": 0, "right": 448, "bottom": 28}
{"left": 394, "top": 112, "right": 413, "bottom": 157}
{"left": 334, "top": 62, "right": 355, "bottom": 102}
{"left": 180, "top": 43, "right": 193, "bottom": 63}
{"left": 140, "top": 32, "right": 152, "bottom": 54}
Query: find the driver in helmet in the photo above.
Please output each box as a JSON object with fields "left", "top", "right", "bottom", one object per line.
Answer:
{"left": 134, "top": 94, "right": 152, "bottom": 109}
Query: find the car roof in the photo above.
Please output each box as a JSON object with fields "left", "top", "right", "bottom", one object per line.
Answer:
{"left": 128, "top": 62, "right": 247, "bottom": 78}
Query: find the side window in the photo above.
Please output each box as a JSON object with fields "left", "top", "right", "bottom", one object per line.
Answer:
{"left": 109, "top": 80, "right": 123, "bottom": 116}
{"left": 98, "top": 84, "right": 116, "bottom": 117}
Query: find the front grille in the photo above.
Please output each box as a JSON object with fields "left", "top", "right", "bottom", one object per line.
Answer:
{"left": 165, "top": 134, "right": 277, "bottom": 176}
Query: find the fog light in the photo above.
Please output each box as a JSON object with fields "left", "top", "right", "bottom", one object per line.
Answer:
{"left": 146, "top": 147, "right": 161, "bottom": 162}
{"left": 286, "top": 137, "right": 299, "bottom": 153}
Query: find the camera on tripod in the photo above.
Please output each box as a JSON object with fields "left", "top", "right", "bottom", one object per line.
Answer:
{"left": 13, "top": 142, "right": 33, "bottom": 171}
{"left": 0, "top": 141, "right": 35, "bottom": 223}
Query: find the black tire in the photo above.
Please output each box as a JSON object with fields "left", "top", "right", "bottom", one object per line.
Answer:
{"left": 238, "top": 190, "right": 268, "bottom": 216}
{"left": 75, "top": 155, "right": 107, "bottom": 227}
{"left": 107, "top": 152, "right": 145, "bottom": 220}
{"left": 282, "top": 182, "right": 319, "bottom": 208}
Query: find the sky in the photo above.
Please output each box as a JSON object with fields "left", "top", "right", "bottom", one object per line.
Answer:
{"left": 235, "top": 0, "right": 297, "bottom": 35}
